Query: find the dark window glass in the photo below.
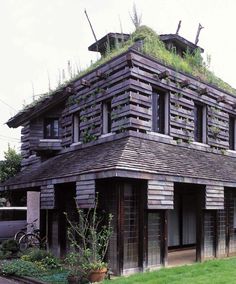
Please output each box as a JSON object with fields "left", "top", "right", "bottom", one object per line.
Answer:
{"left": 44, "top": 118, "right": 59, "bottom": 139}
{"left": 152, "top": 91, "right": 167, "bottom": 134}
{"left": 107, "top": 101, "right": 112, "bottom": 133}
{"left": 229, "top": 116, "right": 235, "bottom": 150}
{"left": 194, "top": 103, "right": 203, "bottom": 142}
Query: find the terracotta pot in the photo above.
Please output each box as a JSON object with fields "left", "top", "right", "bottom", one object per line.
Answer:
{"left": 67, "top": 274, "right": 80, "bottom": 284}
{"left": 88, "top": 268, "right": 107, "bottom": 283}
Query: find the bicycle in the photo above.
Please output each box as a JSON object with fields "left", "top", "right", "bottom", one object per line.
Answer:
{"left": 14, "top": 218, "right": 39, "bottom": 243}
{"left": 19, "top": 229, "right": 48, "bottom": 251}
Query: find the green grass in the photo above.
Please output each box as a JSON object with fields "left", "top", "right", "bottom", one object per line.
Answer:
{"left": 103, "top": 257, "right": 236, "bottom": 284}
{"left": 21, "top": 25, "right": 236, "bottom": 113}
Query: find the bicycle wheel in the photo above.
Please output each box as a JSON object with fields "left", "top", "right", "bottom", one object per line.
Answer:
{"left": 19, "top": 233, "right": 40, "bottom": 251}
{"left": 14, "top": 231, "right": 26, "bottom": 243}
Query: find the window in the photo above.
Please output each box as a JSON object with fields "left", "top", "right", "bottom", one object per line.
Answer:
{"left": 102, "top": 100, "right": 112, "bottom": 134}
{"left": 73, "top": 113, "right": 80, "bottom": 142}
{"left": 229, "top": 116, "right": 236, "bottom": 150}
{"left": 44, "top": 118, "right": 59, "bottom": 139}
{"left": 152, "top": 90, "right": 169, "bottom": 134}
{"left": 194, "top": 103, "right": 207, "bottom": 143}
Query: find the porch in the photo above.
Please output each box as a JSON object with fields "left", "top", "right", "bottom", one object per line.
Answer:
{"left": 38, "top": 178, "right": 236, "bottom": 275}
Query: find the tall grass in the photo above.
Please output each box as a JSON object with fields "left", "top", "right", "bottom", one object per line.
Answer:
{"left": 22, "top": 25, "right": 236, "bottom": 111}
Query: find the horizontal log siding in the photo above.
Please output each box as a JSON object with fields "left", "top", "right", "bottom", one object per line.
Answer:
{"left": 40, "top": 184, "right": 55, "bottom": 209}
{"left": 147, "top": 180, "right": 174, "bottom": 209}
{"left": 76, "top": 179, "right": 95, "bottom": 208}
{"left": 21, "top": 123, "right": 30, "bottom": 159}
{"left": 205, "top": 185, "right": 224, "bottom": 209}
{"left": 129, "top": 51, "right": 236, "bottom": 151}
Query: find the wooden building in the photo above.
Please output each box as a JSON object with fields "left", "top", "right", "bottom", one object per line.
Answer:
{"left": 2, "top": 26, "right": 236, "bottom": 275}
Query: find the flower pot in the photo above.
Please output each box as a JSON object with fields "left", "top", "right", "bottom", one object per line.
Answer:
{"left": 88, "top": 268, "right": 107, "bottom": 283}
{"left": 67, "top": 274, "right": 80, "bottom": 284}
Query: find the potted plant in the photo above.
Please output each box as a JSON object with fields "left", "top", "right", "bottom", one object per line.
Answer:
{"left": 64, "top": 195, "right": 113, "bottom": 283}
{"left": 65, "top": 251, "right": 82, "bottom": 284}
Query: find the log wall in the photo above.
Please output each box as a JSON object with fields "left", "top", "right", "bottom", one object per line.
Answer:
{"left": 205, "top": 185, "right": 224, "bottom": 210}
{"left": 147, "top": 180, "right": 174, "bottom": 209}
{"left": 76, "top": 178, "right": 95, "bottom": 208}
{"left": 22, "top": 49, "right": 236, "bottom": 166}
{"left": 40, "top": 184, "right": 55, "bottom": 209}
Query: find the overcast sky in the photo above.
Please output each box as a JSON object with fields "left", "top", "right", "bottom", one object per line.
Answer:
{"left": 1, "top": 0, "right": 236, "bottom": 159}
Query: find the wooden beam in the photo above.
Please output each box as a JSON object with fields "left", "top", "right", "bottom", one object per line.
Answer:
{"left": 158, "top": 70, "right": 170, "bottom": 80}
{"left": 198, "top": 87, "right": 209, "bottom": 96}
{"left": 180, "top": 79, "right": 190, "bottom": 88}
{"left": 162, "top": 210, "right": 168, "bottom": 266}
{"left": 81, "top": 79, "right": 91, "bottom": 87}
{"left": 217, "top": 95, "right": 226, "bottom": 103}
{"left": 126, "top": 53, "right": 133, "bottom": 68}
{"left": 96, "top": 70, "right": 108, "bottom": 79}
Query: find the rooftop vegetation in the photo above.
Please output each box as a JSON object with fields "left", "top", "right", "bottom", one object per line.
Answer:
{"left": 20, "top": 24, "right": 236, "bottom": 113}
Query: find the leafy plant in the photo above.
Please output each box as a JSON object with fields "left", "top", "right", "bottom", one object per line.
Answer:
{"left": 0, "top": 239, "right": 19, "bottom": 258}
{"left": 0, "top": 259, "right": 43, "bottom": 277}
{"left": 64, "top": 195, "right": 113, "bottom": 275}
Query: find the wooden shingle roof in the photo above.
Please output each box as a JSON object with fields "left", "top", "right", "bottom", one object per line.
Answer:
{"left": 2, "top": 135, "right": 236, "bottom": 190}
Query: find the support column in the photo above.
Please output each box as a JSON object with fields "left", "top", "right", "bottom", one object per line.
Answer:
{"left": 76, "top": 175, "right": 95, "bottom": 208}
{"left": 27, "top": 191, "right": 40, "bottom": 230}
{"left": 204, "top": 185, "right": 224, "bottom": 260}
{"left": 147, "top": 180, "right": 174, "bottom": 267}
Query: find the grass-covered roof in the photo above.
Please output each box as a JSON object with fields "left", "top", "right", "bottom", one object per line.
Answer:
{"left": 11, "top": 25, "right": 236, "bottom": 121}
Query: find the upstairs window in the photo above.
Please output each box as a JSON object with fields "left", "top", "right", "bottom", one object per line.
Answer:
{"left": 73, "top": 113, "right": 80, "bottom": 143}
{"left": 44, "top": 118, "right": 59, "bottom": 139}
{"left": 194, "top": 103, "right": 207, "bottom": 143}
{"left": 102, "top": 100, "right": 112, "bottom": 134}
{"left": 229, "top": 116, "right": 236, "bottom": 150}
{"left": 152, "top": 90, "right": 169, "bottom": 134}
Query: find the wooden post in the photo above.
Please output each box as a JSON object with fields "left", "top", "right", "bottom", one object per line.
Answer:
{"left": 162, "top": 210, "right": 168, "bottom": 266}
{"left": 215, "top": 210, "right": 219, "bottom": 258}
{"left": 117, "top": 182, "right": 124, "bottom": 275}
{"left": 196, "top": 192, "right": 204, "bottom": 262}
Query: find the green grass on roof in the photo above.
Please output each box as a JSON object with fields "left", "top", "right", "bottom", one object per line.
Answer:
{"left": 21, "top": 25, "right": 236, "bottom": 112}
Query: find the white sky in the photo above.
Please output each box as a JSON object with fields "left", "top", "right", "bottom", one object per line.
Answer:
{"left": 1, "top": 0, "right": 236, "bottom": 159}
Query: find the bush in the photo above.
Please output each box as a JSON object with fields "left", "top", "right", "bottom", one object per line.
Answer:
{"left": 21, "top": 248, "right": 52, "bottom": 262}
{"left": 0, "top": 239, "right": 19, "bottom": 259}
{"left": 21, "top": 248, "right": 61, "bottom": 270}
{"left": 0, "top": 259, "right": 43, "bottom": 277}
{"left": 1, "top": 239, "right": 19, "bottom": 254}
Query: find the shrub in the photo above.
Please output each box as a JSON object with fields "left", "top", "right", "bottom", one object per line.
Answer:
{"left": 1, "top": 239, "right": 19, "bottom": 254}
{"left": 20, "top": 248, "right": 61, "bottom": 270}
{"left": 0, "top": 239, "right": 20, "bottom": 259}
{"left": 21, "top": 248, "right": 52, "bottom": 262}
{"left": 0, "top": 259, "right": 43, "bottom": 277}
{"left": 41, "top": 256, "right": 61, "bottom": 269}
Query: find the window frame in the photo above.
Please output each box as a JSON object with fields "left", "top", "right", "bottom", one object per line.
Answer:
{"left": 44, "top": 117, "right": 59, "bottom": 139}
{"left": 73, "top": 112, "right": 80, "bottom": 143}
{"left": 152, "top": 89, "right": 169, "bottom": 135}
{"left": 102, "top": 100, "right": 112, "bottom": 134}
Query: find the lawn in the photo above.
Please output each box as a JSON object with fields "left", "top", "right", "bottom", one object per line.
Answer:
{"left": 103, "top": 258, "right": 236, "bottom": 284}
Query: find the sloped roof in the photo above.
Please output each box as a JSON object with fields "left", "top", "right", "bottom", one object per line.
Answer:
{"left": 2, "top": 136, "right": 236, "bottom": 190}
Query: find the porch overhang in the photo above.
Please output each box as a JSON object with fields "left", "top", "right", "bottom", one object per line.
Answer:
{"left": 2, "top": 134, "right": 236, "bottom": 191}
